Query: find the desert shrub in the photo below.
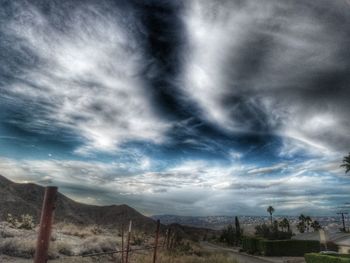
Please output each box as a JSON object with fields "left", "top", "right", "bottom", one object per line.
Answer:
{"left": 0, "top": 237, "right": 60, "bottom": 259}
{"left": 132, "top": 231, "right": 147, "bottom": 246}
{"left": 19, "top": 214, "right": 35, "bottom": 230}
{"left": 6, "top": 214, "right": 19, "bottom": 228}
{"left": 305, "top": 253, "right": 350, "bottom": 263}
{"left": 6, "top": 214, "right": 34, "bottom": 230}
{"left": 59, "top": 223, "right": 92, "bottom": 238}
{"left": 134, "top": 251, "right": 236, "bottom": 263}
{"left": 259, "top": 239, "right": 320, "bottom": 256}
{"left": 0, "top": 237, "right": 36, "bottom": 258}
{"left": 54, "top": 241, "right": 76, "bottom": 256}
{"left": 90, "top": 224, "right": 103, "bottom": 235}
{"left": 0, "top": 225, "right": 16, "bottom": 238}
{"left": 79, "top": 236, "right": 117, "bottom": 255}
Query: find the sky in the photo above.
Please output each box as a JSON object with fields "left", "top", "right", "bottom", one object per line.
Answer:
{"left": 0, "top": 0, "right": 350, "bottom": 216}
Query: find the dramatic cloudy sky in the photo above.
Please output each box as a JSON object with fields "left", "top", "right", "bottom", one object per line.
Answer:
{"left": 0, "top": 0, "right": 350, "bottom": 216}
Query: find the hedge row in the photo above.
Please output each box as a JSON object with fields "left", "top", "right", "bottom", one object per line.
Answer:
{"left": 242, "top": 237, "right": 320, "bottom": 256}
{"left": 305, "top": 253, "right": 350, "bottom": 263}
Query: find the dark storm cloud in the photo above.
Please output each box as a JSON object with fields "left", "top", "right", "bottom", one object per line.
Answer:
{"left": 0, "top": 0, "right": 350, "bottom": 215}
{"left": 182, "top": 0, "right": 350, "bottom": 154}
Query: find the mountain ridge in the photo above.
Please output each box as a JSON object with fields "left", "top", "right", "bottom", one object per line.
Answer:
{"left": 0, "top": 174, "right": 156, "bottom": 231}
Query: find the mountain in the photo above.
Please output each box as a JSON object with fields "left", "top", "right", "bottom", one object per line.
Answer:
{"left": 0, "top": 174, "right": 156, "bottom": 231}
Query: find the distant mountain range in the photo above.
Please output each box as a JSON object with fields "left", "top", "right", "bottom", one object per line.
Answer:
{"left": 0, "top": 174, "right": 218, "bottom": 239}
{"left": 152, "top": 214, "right": 343, "bottom": 231}
{"left": 0, "top": 174, "right": 156, "bottom": 231}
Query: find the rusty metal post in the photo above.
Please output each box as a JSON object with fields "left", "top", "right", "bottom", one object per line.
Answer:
{"left": 162, "top": 229, "right": 168, "bottom": 248}
{"left": 152, "top": 220, "right": 160, "bottom": 263}
{"left": 125, "top": 220, "right": 132, "bottom": 263}
{"left": 34, "top": 186, "right": 58, "bottom": 263}
{"left": 121, "top": 224, "right": 124, "bottom": 263}
{"left": 166, "top": 228, "right": 171, "bottom": 250}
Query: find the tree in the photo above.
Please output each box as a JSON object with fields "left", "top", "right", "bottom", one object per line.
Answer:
{"left": 267, "top": 206, "right": 275, "bottom": 225}
{"left": 305, "top": 216, "right": 312, "bottom": 233}
{"left": 297, "top": 214, "right": 306, "bottom": 233}
{"left": 279, "top": 218, "right": 290, "bottom": 232}
{"left": 235, "top": 216, "right": 242, "bottom": 245}
{"left": 220, "top": 224, "right": 243, "bottom": 246}
{"left": 341, "top": 153, "right": 350, "bottom": 173}
{"left": 311, "top": 220, "right": 322, "bottom": 231}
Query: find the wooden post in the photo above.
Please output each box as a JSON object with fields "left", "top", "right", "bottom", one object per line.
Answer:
{"left": 121, "top": 224, "right": 124, "bottom": 263}
{"left": 34, "top": 186, "right": 58, "bottom": 263}
{"left": 125, "top": 220, "right": 132, "bottom": 263}
{"left": 152, "top": 220, "right": 160, "bottom": 263}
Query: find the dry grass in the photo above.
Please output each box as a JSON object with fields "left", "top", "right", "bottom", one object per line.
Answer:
{"left": 132, "top": 251, "right": 236, "bottom": 263}
{"left": 0, "top": 222, "right": 235, "bottom": 263}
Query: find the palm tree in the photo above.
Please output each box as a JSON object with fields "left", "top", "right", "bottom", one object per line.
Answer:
{"left": 267, "top": 206, "right": 275, "bottom": 225}
{"left": 341, "top": 153, "right": 350, "bottom": 173}
{"left": 305, "top": 216, "right": 312, "bottom": 232}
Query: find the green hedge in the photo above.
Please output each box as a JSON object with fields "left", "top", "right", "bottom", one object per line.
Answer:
{"left": 305, "top": 253, "right": 350, "bottom": 263}
{"left": 242, "top": 237, "right": 321, "bottom": 256}
{"left": 260, "top": 240, "right": 320, "bottom": 256}
{"left": 242, "top": 237, "right": 262, "bottom": 254}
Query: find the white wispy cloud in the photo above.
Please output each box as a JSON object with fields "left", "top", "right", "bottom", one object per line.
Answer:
{"left": 0, "top": 155, "right": 348, "bottom": 215}
{"left": 182, "top": 0, "right": 350, "bottom": 156}
{"left": 2, "top": 2, "right": 170, "bottom": 154}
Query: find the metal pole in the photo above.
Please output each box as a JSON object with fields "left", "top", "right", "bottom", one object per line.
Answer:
{"left": 162, "top": 229, "right": 168, "bottom": 248}
{"left": 121, "top": 224, "right": 124, "bottom": 263}
{"left": 34, "top": 186, "right": 58, "bottom": 263}
{"left": 166, "top": 228, "right": 171, "bottom": 250}
{"left": 153, "top": 220, "right": 160, "bottom": 263}
{"left": 125, "top": 220, "right": 132, "bottom": 263}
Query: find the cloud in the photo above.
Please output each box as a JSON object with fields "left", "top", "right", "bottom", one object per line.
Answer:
{"left": 0, "top": 1, "right": 170, "bottom": 154}
{"left": 181, "top": 0, "right": 350, "bottom": 155}
{"left": 0, "top": 155, "right": 348, "bottom": 215}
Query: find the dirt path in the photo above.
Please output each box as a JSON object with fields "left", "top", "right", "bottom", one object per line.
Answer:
{"left": 200, "top": 242, "right": 305, "bottom": 263}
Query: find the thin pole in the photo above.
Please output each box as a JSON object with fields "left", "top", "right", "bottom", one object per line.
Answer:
{"left": 125, "top": 220, "right": 132, "bottom": 263}
{"left": 162, "top": 229, "right": 168, "bottom": 248}
{"left": 121, "top": 224, "right": 124, "bottom": 263}
{"left": 166, "top": 229, "right": 171, "bottom": 249}
{"left": 34, "top": 186, "right": 58, "bottom": 263}
{"left": 153, "top": 220, "right": 160, "bottom": 263}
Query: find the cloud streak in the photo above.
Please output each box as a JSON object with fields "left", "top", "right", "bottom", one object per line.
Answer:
{"left": 1, "top": 1, "right": 170, "bottom": 154}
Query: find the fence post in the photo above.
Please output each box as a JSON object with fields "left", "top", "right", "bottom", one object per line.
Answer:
{"left": 152, "top": 220, "right": 160, "bottom": 263}
{"left": 125, "top": 220, "right": 132, "bottom": 263}
{"left": 162, "top": 229, "right": 168, "bottom": 248}
{"left": 34, "top": 186, "right": 58, "bottom": 263}
{"left": 166, "top": 228, "right": 171, "bottom": 250}
{"left": 121, "top": 224, "right": 124, "bottom": 263}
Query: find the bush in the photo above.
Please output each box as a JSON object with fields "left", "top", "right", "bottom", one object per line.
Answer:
{"left": 260, "top": 240, "right": 320, "bottom": 256}
{"left": 79, "top": 236, "right": 117, "bottom": 255}
{"left": 242, "top": 237, "right": 262, "bottom": 254}
{"left": 6, "top": 214, "right": 35, "bottom": 230}
{"left": 255, "top": 223, "right": 292, "bottom": 240}
{"left": 0, "top": 238, "right": 35, "bottom": 258}
{"left": 305, "top": 253, "right": 350, "bottom": 263}
{"left": 243, "top": 237, "right": 320, "bottom": 256}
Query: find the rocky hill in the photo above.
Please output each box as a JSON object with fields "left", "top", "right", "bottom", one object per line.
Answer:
{"left": 0, "top": 174, "right": 156, "bottom": 231}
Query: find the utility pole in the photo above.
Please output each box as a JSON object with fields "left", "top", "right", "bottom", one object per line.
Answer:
{"left": 337, "top": 212, "right": 348, "bottom": 232}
